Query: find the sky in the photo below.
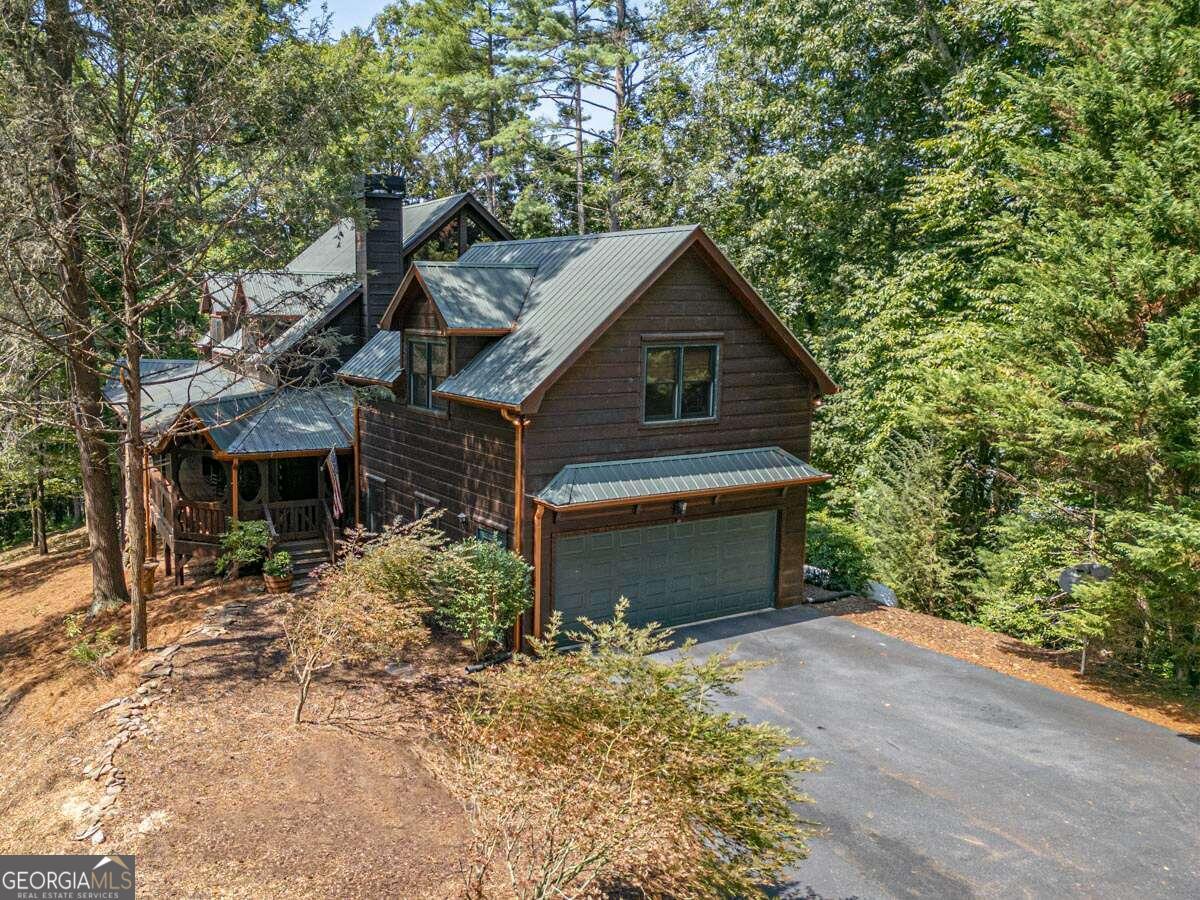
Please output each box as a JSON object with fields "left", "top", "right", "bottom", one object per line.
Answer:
{"left": 307, "top": 0, "right": 388, "bottom": 35}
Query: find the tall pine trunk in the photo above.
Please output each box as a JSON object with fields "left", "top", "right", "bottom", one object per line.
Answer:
{"left": 571, "top": 0, "right": 586, "bottom": 235}
{"left": 115, "top": 36, "right": 148, "bottom": 653}
{"left": 45, "top": 0, "right": 127, "bottom": 612}
{"left": 33, "top": 444, "right": 48, "bottom": 555}
{"left": 608, "top": 0, "right": 627, "bottom": 231}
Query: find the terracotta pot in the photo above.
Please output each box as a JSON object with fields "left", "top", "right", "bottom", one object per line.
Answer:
{"left": 264, "top": 573, "right": 294, "bottom": 594}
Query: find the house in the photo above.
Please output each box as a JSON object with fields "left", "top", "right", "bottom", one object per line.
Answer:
{"left": 106, "top": 176, "right": 513, "bottom": 582}
{"left": 338, "top": 219, "right": 837, "bottom": 643}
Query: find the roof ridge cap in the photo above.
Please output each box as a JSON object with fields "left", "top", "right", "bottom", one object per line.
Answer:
{"left": 417, "top": 260, "right": 539, "bottom": 269}
{"left": 405, "top": 192, "right": 466, "bottom": 208}
{"left": 477, "top": 224, "right": 697, "bottom": 249}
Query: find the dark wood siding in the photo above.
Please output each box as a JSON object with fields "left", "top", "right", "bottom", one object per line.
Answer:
{"left": 403, "top": 291, "right": 442, "bottom": 333}
{"left": 359, "top": 397, "right": 515, "bottom": 541}
{"left": 328, "top": 294, "right": 365, "bottom": 366}
{"left": 357, "top": 292, "right": 514, "bottom": 542}
{"left": 525, "top": 245, "right": 818, "bottom": 622}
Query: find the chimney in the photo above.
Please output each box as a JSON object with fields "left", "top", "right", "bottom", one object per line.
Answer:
{"left": 356, "top": 173, "right": 406, "bottom": 333}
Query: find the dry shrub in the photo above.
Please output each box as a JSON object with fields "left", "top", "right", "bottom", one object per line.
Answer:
{"left": 426, "top": 601, "right": 819, "bottom": 898}
{"left": 285, "top": 514, "right": 449, "bottom": 723}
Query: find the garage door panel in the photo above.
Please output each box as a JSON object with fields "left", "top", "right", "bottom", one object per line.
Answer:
{"left": 554, "top": 511, "right": 778, "bottom": 631}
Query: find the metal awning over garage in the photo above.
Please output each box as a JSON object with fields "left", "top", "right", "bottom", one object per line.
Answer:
{"left": 535, "top": 446, "right": 830, "bottom": 511}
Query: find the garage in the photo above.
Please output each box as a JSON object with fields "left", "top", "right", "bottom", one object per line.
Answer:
{"left": 553, "top": 510, "right": 779, "bottom": 630}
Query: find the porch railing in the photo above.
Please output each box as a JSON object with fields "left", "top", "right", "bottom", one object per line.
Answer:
{"left": 148, "top": 472, "right": 325, "bottom": 545}
{"left": 321, "top": 499, "right": 337, "bottom": 565}
{"left": 176, "top": 500, "right": 228, "bottom": 541}
{"left": 244, "top": 499, "right": 322, "bottom": 542}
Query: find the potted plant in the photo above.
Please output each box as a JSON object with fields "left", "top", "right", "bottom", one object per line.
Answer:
{"left": 215, "top": 520, "right": 271, "bottom": 579}
{"left": 263, "top": 551, "right": 294, "bottom": 594}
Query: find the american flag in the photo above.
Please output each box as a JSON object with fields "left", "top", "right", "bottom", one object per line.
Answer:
{"left": 325, "top": 449, "right": 344, "bottom": 519}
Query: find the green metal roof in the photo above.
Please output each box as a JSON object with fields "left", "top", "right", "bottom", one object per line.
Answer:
{"left": 191, "top": 386, "right": 354, "bottom": 457}
{"left": 103, "top": 359, "right": 270, "bottom": 435}
{"left": 435, "top": 226, "right": 697, "bottom": 408}
{"left": 249, "top": 282, "right": 362, "bottom": 366}
{"left": 337, "top": 331, "right": 405, "bottom": 386}
{"left": 534, "top": 446, "right": 830, "bottom": 509}
{"left": 415, "top": 261, "right": 533, "bottom": 332}
{"left": 239, "top": 271, "right": 354, "bottom": 318}
{"left": 286, "top": 219, "right": 357, "bottom": 274}
{"left": 284, "top": 192, "right": 513, "bottom": 278}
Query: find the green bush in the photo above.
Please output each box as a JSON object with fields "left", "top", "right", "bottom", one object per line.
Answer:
{"left": 64, "top": 612, "right": 119, "bottom": 676}
{"left": 215, "top": 519, "right": 271, "bottom": 576}
{"left": 807, "top": 509, "right": 873, "bottom": 592}
{"left": 284, "top": 514, "right": 447, "bottom": 723}
{"left": 856, "top": 435, "right": 969, "bottom": 616}
{"left": 437, "top": 539, "right": 531, "bottom": 660}
{"left": 263, "top": 550, "right": 293, "bottom": 578}
{"left": 428, "top": 601, "right": 817, "bottom": 897}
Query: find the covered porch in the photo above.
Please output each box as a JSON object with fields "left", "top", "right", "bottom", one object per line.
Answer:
{"left": 146, "top": 387, "right": 357, "bottom": 582}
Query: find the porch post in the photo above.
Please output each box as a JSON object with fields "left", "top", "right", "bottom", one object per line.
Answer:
{"left": 231, "top": 458, "right": 239, "bottom": 523}
{"left": 353, "top": 397, "right": 362, "bottom": 528}
{"left": 142, "top": 449, "right": 154, "bottom": 559}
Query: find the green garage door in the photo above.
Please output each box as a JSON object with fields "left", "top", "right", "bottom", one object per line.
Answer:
{"left": 553, "top": 511, "right": 778, "bottom": 631}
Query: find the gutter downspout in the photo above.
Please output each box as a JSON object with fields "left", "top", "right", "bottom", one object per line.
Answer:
{"left": 500, "top": 408, "right": 528, "bottom": 650}
{"left": 532, "top": 500, "right": 545, "bottom": 641}
{"left": 353, "top": 396, "right": 362, "bottom": 527}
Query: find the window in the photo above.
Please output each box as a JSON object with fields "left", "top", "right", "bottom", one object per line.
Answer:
{"left": 407, "top": 337, "right": 448, "bottom": 411}
{"left": 414, "top": 493, "right": 441, "bottom": 521}
{"left": 644, "top": 344, "right": 717, "bottom": 422}
{"left": 475, "top": 526, "right": 508, "bottom": 548}
{"left": 365, "top": 476, "right": 386, "bottom": 533}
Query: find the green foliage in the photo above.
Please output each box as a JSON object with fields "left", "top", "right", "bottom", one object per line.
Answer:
{"left": 806, "top": 509, "right": 873, "bottom": 593}
{"left": 263, "top": 551, "right": 293, "bottom": 579}
{"left": 332, "top": 512, "right": 456, "bottom": 606}
{"left": 856, "top": 436, "right": 969, "bottom": 617}
{"left": 430, "top": 600, "right": 817, "bottom": 897}
{"left": 64, "top": 613, "right": 119, "bottom": 676}
{"left": 284, "top": 515, "right": 449, "bottom": 723}
{"left": 973, "top": 509, "right": 1084, "bottom": 646}
{"left": 437, "top": 538, "right": 531, "bottom": 660}
{"left": 215, "top": 520, "right": 271, "bottom": 576}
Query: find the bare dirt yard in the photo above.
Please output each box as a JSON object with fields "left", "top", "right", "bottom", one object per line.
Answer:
{"left": 0, "top": 529, "right": 471, "bottom": 898}
{"left": 4, "top": 533, "right": 1196, "bottom": 897}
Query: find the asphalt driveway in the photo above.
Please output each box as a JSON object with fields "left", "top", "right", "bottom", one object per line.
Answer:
{"left": 667, "top": 605, "right": 1200, "bottom": 899}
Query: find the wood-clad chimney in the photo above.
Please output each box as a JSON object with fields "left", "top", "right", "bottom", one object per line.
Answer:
{"left": 356, "top": 173, "right": 406, "bottom": 334}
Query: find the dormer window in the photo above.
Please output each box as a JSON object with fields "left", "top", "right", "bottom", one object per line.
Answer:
{"left": 644, "top": 344, "right": 718, "bottom": 423}
{"left": 407, "top": 336, "right": 448, "bottom": 411}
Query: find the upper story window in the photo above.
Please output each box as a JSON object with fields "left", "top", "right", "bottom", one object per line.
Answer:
{"left": 407, "top": 336, "right": 448, "bottom": 411}
{"left": 644, "top": 344, "right": 718, "bottom": 423}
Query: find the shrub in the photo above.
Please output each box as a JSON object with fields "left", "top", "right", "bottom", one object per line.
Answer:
{"left": 64, "top": 613, "right": 119, "bottom": 677}
{"left": 263, "top": 551, "right": 293, "bottom": 578}
{"left": 282, "top": 514, "right": 445, "bottom": 723}
{"left": 437, "top": 539, "right": 531, "bottom": 660}
{"left": 426, "top": 601, "right": 818, "bottom": 898}
{"left": 215, "top": 520, "right": 271, "bottom": 576}
{"left": 806, "top": 509, "right": 873, "bottom": 592}
{"left": 856, "top": 435, "right": 969, "bottom": 615}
